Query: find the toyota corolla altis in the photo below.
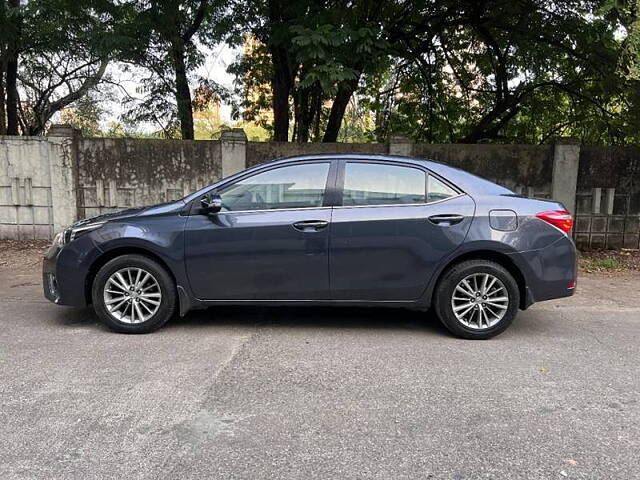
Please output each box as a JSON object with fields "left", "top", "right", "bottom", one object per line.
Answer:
{"left": 43, "top": 154, "right": 576, "bottom": 339}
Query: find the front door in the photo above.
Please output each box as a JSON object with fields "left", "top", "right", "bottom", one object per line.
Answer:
{"left": 185, "top": 161, "right": 334, "bottom": 300}
{"left": 329, "top": 160, "right": 475, "bottom": 301}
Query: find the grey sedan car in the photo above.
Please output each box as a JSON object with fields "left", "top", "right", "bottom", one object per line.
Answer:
{"left": 43, "top": 154, "right": 576, "bottom": 339}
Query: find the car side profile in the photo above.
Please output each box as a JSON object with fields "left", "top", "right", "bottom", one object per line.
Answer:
{"left": 43, "top": 154, "right": 577, "bottom": 339}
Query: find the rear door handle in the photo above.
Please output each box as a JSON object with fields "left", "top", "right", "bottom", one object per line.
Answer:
{"left": 428, "top": 214, "right": 465, "bottom": 226}
{"left": 292, "top": 220, "right": 329, "bottom": 232}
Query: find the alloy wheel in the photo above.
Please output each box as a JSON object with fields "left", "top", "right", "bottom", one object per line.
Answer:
{"left": 451, "top": 273, "right": 509, "bottom": 330}
{"left": 103, "top": 267, "right": 162, "bottom": 324}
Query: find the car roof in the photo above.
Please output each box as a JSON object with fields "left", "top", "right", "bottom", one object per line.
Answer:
{"left": 266, "top": 154, "right": 514, "bottom": 196}
{"left": 184, "top": 153, "right": 513, "bottom": 203}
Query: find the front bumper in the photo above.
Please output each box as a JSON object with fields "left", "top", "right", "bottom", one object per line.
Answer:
{"left": 42, "top": 237, "right": 100, "bottom": 307}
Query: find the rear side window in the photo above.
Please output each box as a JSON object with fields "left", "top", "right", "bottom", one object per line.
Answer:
{"left": 342, "top": 163, "right": 426, "bottom": 206}
{"left": 427, "top": 175, "right": 458, "bottom": 203}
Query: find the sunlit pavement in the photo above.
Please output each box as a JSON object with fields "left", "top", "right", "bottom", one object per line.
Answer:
{"left": 1, "top": 267, "right": 639, "bottom": 479}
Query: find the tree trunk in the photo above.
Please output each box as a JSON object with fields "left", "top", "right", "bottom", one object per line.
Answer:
{"left": 294, "top": 86, "right": 313, "bottom": 143}
{"left": 312, "top": 91, "right": 322, "bottom": 141}
{"left": 0, "top": 66, "right": 6, "bottom": 135}
{"left": 24, "top": 59, "right": 108, "bottom": 136}
{"left": 171, "top": 41, "right": 194, "bottom": 140}
{"left": 270, "top": 45, "right": 293, "bottom": 141}
{"left": 458, "top": 96, "right": 520, "bottom": 143}
{"left": 272, "top": 80, "right": 290, "bottom": 141}
{"left": 6, "top": 55, "right": 18, "bottom": 135}
{"left": 5, "top": 0, "right": 20, "bottom": 135}
{"left": 266, "top": 0, "right": 295, "bottom": 142}
{"left": 322, "top": 72, "right": 361, "bottom": 143}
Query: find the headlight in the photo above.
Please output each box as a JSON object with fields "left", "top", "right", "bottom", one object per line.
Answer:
{"left": 56, "top": 221, "right": 106, "bottom": 245}
{"left": 53, "top": 231, "right": 65, "bottom": 246}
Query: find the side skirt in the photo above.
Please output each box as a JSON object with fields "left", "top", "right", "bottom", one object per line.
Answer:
{"left": 196, "top": 299, "right": 428, "bottom": 311}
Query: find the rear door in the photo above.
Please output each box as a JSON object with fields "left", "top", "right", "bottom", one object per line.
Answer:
{"left": 329, "top": 160, "right": 475, "bottom": 301}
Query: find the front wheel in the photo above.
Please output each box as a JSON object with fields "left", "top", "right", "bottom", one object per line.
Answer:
{"left": 91, "top": 254, "right": 177, "bottom": 333}
{"left": 434, "top": 259, "right": 520, "bottom": 340}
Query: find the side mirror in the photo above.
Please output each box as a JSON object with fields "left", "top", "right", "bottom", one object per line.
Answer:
{"left": 200, "top": 193, "right": 223, "bottom": 214}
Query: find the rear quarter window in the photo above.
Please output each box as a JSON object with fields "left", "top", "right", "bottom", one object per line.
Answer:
{"left": 427, "top": 175, "right": 458, "bottom": 203}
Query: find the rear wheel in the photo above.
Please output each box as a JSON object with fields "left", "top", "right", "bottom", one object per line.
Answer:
{"left": 91, "top": 254, "right": 176, "bottom": 333}
{"left": 434, "top": 259, "right": 520, "bottom": 339}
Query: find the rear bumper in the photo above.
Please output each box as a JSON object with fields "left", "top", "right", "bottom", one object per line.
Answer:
{"left": 508, "top": 235, "right": 577, "bottom": 307}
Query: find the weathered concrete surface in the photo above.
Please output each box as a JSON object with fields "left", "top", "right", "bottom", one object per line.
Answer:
{"left": 4, "top": 130, "right": 640, "bottom": 249}
{"left": 388, "top": 135, "right": 415, "bottom": 157}
{"left": 77, "top": 137, "right": 222, "bottom": 218}
{"left": 220, "top": 128, "right": 248, "bottom": 177}
{"left": 0, "top": 136, "right": 54, "bottom": 239}
{"left": 414, "top": 143, "right": 554, "bottom": 195}
{"left": 552, "top": 138, "right": 580, "bottom": 215}
{"left": 1, "top": 259, "right": 639, "bottom": 479}
{"left": 48, "top": 133, "right": 80, "bottom": 233}
{"left": 246, "top": 140, "right": 387, "bottom": 168}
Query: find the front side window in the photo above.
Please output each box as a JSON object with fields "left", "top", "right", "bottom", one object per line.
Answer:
{"left": 218, "top": 163, "right": 330, "bottom": 212}
{"left": 342, "top": 162, "right": 426, "bottom": 206}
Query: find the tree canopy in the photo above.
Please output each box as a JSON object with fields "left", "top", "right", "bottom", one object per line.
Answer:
{"left": 1, "top": 0, "right": 639, "bottom": 145}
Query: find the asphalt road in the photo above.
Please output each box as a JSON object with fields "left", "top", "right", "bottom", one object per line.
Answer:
{"left": 1, "top": 261, "right": 639, "bottom": 479}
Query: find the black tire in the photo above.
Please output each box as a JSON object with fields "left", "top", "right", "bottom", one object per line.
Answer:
{"left": 434, "top": 259, "right": 520, "bottom": 340}
{"left": 91, "top": 254, "right": 176, "bottom": 333}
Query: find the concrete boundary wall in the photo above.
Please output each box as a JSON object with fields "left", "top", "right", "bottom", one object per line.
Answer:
{"left": 77, "top": 136, "right": 223, "bottom": 218}
{"left": 1, "top": 125, "right": 638, "bottom": 249}
{"left": 0, "top": 136, "right": 55, "bottom": 239}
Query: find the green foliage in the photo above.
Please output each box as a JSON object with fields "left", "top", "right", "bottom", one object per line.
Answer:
{"left": 5, "top": 0, "right": 640, "bottom": 145}
{"left": 600, "top": 0, "right": 640, "bottom": 79}
{"left": 1, "top": 0, "right": 121, "bottom": 134}
{"left": 59, "top": 94, "right": 106, "bottom": 137}
{"left": 228, "top": 0, "right": 393, "bottom": 142}
{"left": 229, "top": 0, "right": 640, "bottom": 145}
{"left": 228, "top": 38, "right": 273, "bottom": 131}
{"left": 114, "top": 0, "right": 229, "bottom": 139}
{"left": 290, "top": 23, "right": 378, "bottom": 94}
{"left": 236, "top": 121, "right": 270, "bottom": 141}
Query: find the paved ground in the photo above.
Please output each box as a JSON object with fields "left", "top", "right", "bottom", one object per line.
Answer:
{"left": 1, "top": 248, "right": 639, "bottom": 479}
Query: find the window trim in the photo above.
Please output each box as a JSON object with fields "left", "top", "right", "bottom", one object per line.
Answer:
{"left": 331, "top": 194, "right": 463, "bottom": 210}
{"left": 215, "top": 206, "right": 333, "bottom": 216}
{"left": 334, "top": 159, "right": 463, "bottom": 209}
{"left": 188, "top": 159, "right": 338, "bottom": 215}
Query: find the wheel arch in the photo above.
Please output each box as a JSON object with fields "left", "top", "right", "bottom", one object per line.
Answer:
{"left": 84, "top": 246, "right": 178, "bottom": 305}
{"left": 430, "top": 249, "right": 529, "bottom": 310}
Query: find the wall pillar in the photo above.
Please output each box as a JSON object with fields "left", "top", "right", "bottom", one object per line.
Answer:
{"left": 591, "top": 188, "right": 602, "bottom": 214}
{"left": 388, "top": 135, "right": 414, "bottom": 157}
{"left": 551, "top": 138, "right": 580, "bottom": 214}
{"left": 220, "top": 128, "right": 247, "bottom": 177}
{"left": 604, "top": 188, "right": 616, "bottom": 215}
{"left": 47, "top": 124, "right": 81, "bottom": 231}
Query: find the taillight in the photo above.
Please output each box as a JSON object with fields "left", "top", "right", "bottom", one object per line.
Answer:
{"left": 535, "top": 210, "right": 573, "bottom": 234}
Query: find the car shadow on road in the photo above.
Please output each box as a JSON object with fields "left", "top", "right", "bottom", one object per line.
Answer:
{"left": 46, "top": 302, "right": 450, "bottom": 336}
{"left": 49, "top": 302, "right": 545, "bottom": 340}
{"left": 169, "top": 305, "right": 453, "bottom": 337}
{"left": 47, "top": 305, "right": 101, "bottom": 327}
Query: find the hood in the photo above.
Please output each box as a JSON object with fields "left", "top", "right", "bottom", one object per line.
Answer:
{"left": 71, "top": 200, "right": 184, "bottom": 228}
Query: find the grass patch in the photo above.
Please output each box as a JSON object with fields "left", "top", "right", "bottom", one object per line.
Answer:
{"left": 586, "top": 258, "right": 623, "bottom": 270}
{"left": 579, "top": 253, "right": 630, "bottom": 273}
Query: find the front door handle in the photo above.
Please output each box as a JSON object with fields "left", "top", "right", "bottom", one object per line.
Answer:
{"left": 428, "top": 214, "right": 465, "bottom": 226}
{"left": 292, "top": 220, "right": 329, "bottom": 232}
